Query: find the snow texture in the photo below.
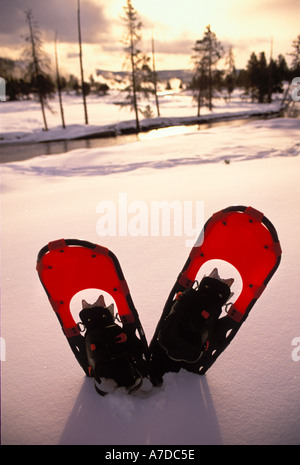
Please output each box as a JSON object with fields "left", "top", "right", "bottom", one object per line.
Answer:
{"left": 1, "top": 92, "right": 300, "bottom": 445}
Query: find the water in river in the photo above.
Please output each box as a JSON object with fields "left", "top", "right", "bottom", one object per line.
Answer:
{"left": 0, "top": 115, "right": 280, "bottom": 164}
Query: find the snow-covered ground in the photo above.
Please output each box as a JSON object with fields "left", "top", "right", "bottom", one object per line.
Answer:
{"left": 0, "top": 89, "right": 283, "bottom": 144}
{"left": 1, "top": 92, "right": 300, "bottom": 445}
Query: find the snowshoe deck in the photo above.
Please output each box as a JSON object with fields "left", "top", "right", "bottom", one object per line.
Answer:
{"left": 149, "top": 206, "right": 282, "bottom": 384}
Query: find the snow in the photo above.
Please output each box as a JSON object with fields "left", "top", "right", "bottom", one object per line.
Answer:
{"left": 0, "top": 90, "right": 283, "bottom": 144}
{"left": 1, "top": 92, "right": 300, "bottom": 445}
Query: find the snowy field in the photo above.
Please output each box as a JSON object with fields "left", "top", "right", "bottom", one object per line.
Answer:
{"left": 1, "top": 92, "right": 300, "bottom": 445}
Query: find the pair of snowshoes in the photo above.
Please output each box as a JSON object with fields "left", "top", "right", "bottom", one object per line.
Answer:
{"left": 36, "top": 206, "right": 281, "bottom": 395}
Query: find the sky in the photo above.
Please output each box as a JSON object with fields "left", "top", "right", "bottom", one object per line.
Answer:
{"left": 0, "top": 0, "right": 299, "bottom": 78}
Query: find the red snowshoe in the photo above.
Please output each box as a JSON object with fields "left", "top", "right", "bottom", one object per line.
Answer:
{"left": 149, "top": 206, "right": 282, "bottom": 385}
{"left": 36, "top": 239, "right": 150, "bottom": 394}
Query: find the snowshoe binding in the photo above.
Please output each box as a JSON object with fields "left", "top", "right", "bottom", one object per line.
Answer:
{"left": 157, "top": 269, "right": 234, "bottom": 364}
{"left": 79, "top": 295, "right": 144, "bottom": 395}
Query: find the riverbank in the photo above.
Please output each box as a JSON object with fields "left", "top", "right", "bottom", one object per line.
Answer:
{"left": 0, "top": 89, "right": 284, "bottom": 147}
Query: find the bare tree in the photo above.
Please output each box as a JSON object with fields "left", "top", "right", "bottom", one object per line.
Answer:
{"left": 54, "top": 32, "right": 66, "bottom": 129}
{"left": 224, "top": 46, "right": 236, "bottom": 101}
{"left": 24, "top": 9, "right": 50, "bottom": 131}
{"left": 151, "top": 32, "right": 160, "bottom": 117}
{"left": 77, "top": 0, "right": 88, "bottom": 125}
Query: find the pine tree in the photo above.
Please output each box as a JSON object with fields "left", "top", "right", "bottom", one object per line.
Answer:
{"left": 245, "top": 51, "right": 287, "bottom": 103}
{"left": 276, "top": 54, "right": 290, "bottom": 82}
{"left": 288, "top": 35, "right": 300, "bottom": 75}
{"left": 121, "top": 0, "right": 152, "bottom": 132}
{"left": 192, "top": 25, "right": 223, "bottom": 115}
{"left": 257, "top": 52, "right": 269, "bottom": 103}
{"left": 121, "top": 0, "right": 141, "bottom": 132}
{"left": 267, "top": 54, "right": 289, "bottom": 102}
{"left": 246, "top": 52, "right": 260, "bottom": 102}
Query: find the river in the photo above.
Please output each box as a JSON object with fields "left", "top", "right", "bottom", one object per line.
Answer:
{"left": 0, "top": 114, "right": 282, "bottom": 164}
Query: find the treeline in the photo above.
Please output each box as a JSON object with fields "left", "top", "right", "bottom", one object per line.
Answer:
{"left": 189, "top": 47, "right": 294, "bottom": 114}
{"left": 0, "top": 59, "right": 109, "bottom": 102}
{"left": 1, "top": 49, "right": 294, "bottom": 104}
{"left": 1, "top": 0, "right": 299, "bottom": 132}
{"left": 2, "top": 41, "right": 298, "bottom": 107}
{"left": 189, "top": 25, "right": 299, "bottom": 115}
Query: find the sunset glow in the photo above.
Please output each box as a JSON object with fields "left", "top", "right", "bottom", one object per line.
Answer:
{"left": 1, "top": 0, "right": 299, "bottom": 77}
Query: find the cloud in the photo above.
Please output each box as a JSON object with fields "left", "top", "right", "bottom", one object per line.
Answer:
{"left": 0, "top": 0, "right": 111, "bottom": 46}
{"left": 154, "top": 38, "right": 195, "bottom": 55}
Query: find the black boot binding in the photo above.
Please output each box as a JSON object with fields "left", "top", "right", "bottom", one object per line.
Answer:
{"left": 79, "top": 303, "right": 144, "bottom": 396}
{"left": 157, "top": 271, "right": 233, "bottom": 365}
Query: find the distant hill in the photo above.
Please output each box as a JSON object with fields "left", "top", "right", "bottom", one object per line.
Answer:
{"left": 95, "top": 68, "right": 193, "bottom": 86}
{"left": 156, "top": 69, "right": 193, "bottom": 84}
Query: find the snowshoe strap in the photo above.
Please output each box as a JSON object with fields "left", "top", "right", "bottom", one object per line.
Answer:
{"left": 79, "top": 306, "right": 144, "bottom": 395}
